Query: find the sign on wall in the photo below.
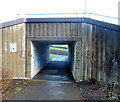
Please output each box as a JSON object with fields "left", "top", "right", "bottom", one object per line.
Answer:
{"left": 10, "top": 42, "right": 17, "bottom": 52}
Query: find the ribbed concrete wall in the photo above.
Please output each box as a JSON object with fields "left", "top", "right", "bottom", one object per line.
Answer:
{"left": 26, "top": 23, "right": 82, "bottom": 37}
{"left": 1, "top": 24, "right": 26, "bottom": 78}
{"left": 1, "top": 18, "right": 120, "bottom": 84}
{"left": 0, "top": 28, "right": 2, "bottom": 80}
{"left": 75, "top": 23, "right": 120, "bottom": 83}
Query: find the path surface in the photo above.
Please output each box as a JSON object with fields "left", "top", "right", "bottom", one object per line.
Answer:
{"left": 10, "top": 81, "right": 81, "bottom": 100}
{"left": 51, "top": 56, "right": 67, "bottom": 61}
{"left": 9, "top": 61, "right": 82, "bottom": 100}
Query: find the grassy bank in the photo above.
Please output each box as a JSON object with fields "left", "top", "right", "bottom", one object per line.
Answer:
{"left": 50, "top": 44, "right": 68, "bottom": 60}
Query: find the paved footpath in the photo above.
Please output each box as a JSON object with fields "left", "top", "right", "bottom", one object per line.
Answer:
{"left": 9, "top": 81, "right": 81, "bottom": 100}
{"left": 9, "top": 61, "right": 82, "bottom": 100}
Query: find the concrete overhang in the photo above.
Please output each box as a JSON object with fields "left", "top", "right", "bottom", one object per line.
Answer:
{"left": 0, "top": 17, "right": 120, "bottom": 31}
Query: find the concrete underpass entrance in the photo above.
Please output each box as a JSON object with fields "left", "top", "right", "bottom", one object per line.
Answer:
{"left": 31, "top": 41, "right": 76, "bottom": 82}
{"left": 1, "top": 18, "right": 119, "bottom": 83}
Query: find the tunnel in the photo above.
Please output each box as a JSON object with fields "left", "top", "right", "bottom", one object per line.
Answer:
{"left": 31, "top": 41, "right": 76, "bottom": 81}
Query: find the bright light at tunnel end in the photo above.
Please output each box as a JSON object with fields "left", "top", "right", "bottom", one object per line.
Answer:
{"left": 118, "top": 1, "right": 120, "bottom": 25}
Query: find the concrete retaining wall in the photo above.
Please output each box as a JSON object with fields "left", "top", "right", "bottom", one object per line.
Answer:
{"left": 1, "top": 18, "right": 120, "bottom": 84}
{"left": 68, "top": 43, "right": 76, "bottom": 79}
{"left": 31, "top": 42, "right": 50, "bottom": 78}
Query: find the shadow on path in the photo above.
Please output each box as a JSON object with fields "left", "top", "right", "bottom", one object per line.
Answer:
{"left": 33, "top": 61, "right": 74, "bottom": 82}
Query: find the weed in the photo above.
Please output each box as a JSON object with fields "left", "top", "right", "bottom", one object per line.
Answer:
{"left": 14, "top": 87, "right": 22, "bottom": 93}
{"left": 16, "top": 82, "right": 19, "bottom": 85}
{"left": 79, "top": 88, "right": 83, "bottom": 92}
{"left": 104, "top": 82, "right": 120, "bottom": 100}
{"left": 1, "top": 68, "right": 12, "bottom": 93}
{"left": 19, "top": 81, "right": 22, "bottom": 83}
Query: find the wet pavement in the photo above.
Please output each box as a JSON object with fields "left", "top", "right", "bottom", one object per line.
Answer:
{"left": 33, "top": 61, "right": 74, "bottom": 81}
{"left": 10, "top": 81, "right": 82, "bottom": 100}
{"left": 51, "top": 56, "right": 67, "bottom": 61}
{"left": 9, "top": 61, "right": 82, "bottom": 100}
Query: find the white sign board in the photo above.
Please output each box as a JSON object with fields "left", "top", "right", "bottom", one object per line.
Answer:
{"left": 10, "top": 42, "right": 17, "bottom": 52}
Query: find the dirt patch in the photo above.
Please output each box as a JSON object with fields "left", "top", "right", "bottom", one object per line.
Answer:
{"left": 2, "top": 79, "right": 31, "bottom": 100}
{"left": 74, "top": 81, "right": 120, "bottom": 101}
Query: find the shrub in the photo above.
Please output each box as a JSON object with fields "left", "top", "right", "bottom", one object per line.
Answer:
{"left": 1, "top": 68, "right": 12, "bottom": 93}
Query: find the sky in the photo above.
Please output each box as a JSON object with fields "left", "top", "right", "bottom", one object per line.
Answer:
{"left": 0, "top": 0, "right": 119, "bottom": 24}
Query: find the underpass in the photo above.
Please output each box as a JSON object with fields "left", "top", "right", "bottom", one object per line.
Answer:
{"left": 31, "top": 41, "right": 75, "bottom": 82}
{"left": 1, "top": 17, "right": 119, "bottom": 83}
{"left": 33, "top": 61, "right": 74, "bottom": 82}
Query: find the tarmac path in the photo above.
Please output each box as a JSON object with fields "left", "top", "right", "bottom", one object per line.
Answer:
{"left": 9, "top": 57, "right": 82, "bottom": 100}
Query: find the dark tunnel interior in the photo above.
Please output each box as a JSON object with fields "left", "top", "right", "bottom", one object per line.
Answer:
{"left": 31, "top": 41, "right": 76, "bottom": 81}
